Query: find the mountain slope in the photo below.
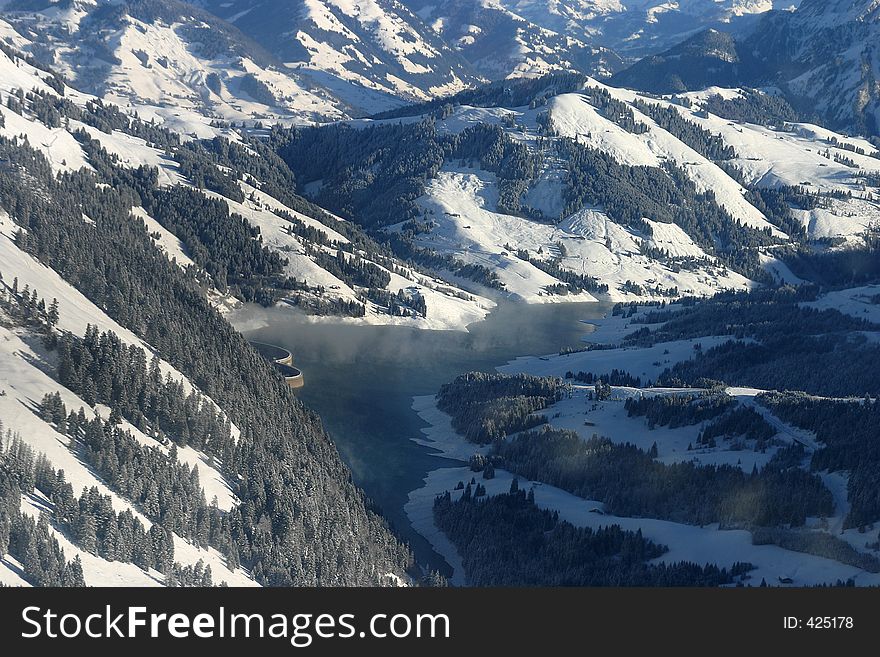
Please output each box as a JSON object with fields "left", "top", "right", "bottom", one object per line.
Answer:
{"left": 403, "top": 0, "right": 795, "bottom": 80}
{"left": 611, "top": 29, "right": 747, "bottom": 94}
{"left": 188, "top": 0, "right": 482, "bottom": 113}
{"left": 0, "top": 15, "right": 490, "bottom": 329}
{"left": 613, "top": 0, "right": 880, "bottom": 137}
{"left": 182, "top": 1, "right": 791, "bottom": 100}
{"left": 557, "top": 0, "right": 794, "bottom": 57}
{"left": 0, "top": 1, "right": 798, "bottom": 117}
{"left": 280, "top": 73, "right": 880, "bottom": 303}
{"left": 403, "top": 0, "right": 624, "bottom": 80}
{"left": 0, "top": 0, "right": 350, "bottom": 128}
{"left": 0, "top": 33, "right": 414, "bottom": 587}
{"left": 744, "top": 0, "right": 880, "bottom": 136}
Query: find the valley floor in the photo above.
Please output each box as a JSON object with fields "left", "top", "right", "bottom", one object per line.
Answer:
{"left": 407, "top": 393, "right": 880, "bottom": 587}
{"left": 405, "top": 300, "right": 880, "bottom": 587}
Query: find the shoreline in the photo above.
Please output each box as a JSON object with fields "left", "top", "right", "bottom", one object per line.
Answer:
{"left": 228, "top": 295, "right": 613, "bottom": 337}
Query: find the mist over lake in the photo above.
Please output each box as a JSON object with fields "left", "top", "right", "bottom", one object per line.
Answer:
{"left": 230, "top": 301, "right": 610, "bottom": 571}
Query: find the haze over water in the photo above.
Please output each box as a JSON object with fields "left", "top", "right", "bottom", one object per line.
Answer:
{"left": 230, "top": 301, "right": 610, "bottom": 572}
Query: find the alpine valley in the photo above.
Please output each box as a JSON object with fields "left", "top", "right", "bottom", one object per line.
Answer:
{"left": 1, "top": 0, "right": 880, "bottom": 589}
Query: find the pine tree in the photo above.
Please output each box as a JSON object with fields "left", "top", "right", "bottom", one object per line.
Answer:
{"left": 65, "top": 555, "right": 86, "bottom": 587}
{"left": 483, "top": 462, "right": 495, "bottom": 480}
{"left": 76, "top": 511, "right": 97, "bottom": 554}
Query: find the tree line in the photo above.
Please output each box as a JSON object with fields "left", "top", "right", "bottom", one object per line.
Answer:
{"left": 493, "top": 428, "right": 833, "bottom": 528}
{"left": 436, "top": 373, "right": 568, "bottom": 444}
{"left": 433, "top": 484, "right": 751, "bottom": 586}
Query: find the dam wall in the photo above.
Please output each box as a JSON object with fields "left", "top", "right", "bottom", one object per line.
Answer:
{"left": 249, "top": 341, "right": 303, "bottom": 389}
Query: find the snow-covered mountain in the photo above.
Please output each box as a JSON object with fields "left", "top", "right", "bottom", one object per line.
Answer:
{"left": 187, "top": 0, "right": 482, "bottom": 113}
{"left": 176, "top": 0, "right": 794, "bottom": 101}
{"left": 403, "top": 0, "right": 625, "bottom": 80}
{"left": 611, "top": 28, "right": 746, "bottom": 93}
{"left": 1, "top": 17, "right": 490, "bottom": 326}
{"left": 3, "top": 2, "right": 880, "bottom": 589}
{"left": 0, "top": 0, "right": 352, "bottom": 129}
{"left": 0, "top": 0, "right": 800, "bottom": 120}
{"left": 614, "top": 0, "right": 880, "bottom": 137}
{"left": 402, "top": 0, "right": 797, "bottom": 81}
{"left": 283, "top": 76, "right": 879, "bottom": 305}
{"left": 745, "top": 0, "right": 880, "bottom": 136}
{"left": 0, "top": 42, "right": 259, "bottom": 586}
{"left": 555, "top": 0, "right": 797, "bottom": 56}
{"left": 0, "top": 31, "right": 432, "bottom": 586}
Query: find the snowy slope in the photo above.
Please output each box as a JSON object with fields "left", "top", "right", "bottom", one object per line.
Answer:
{"left": 0, "top": 554, "right": 31, "bottom": 587}
{"left": 0, "top": 104, "right": 89, "bottom": 173}
{"left": 189, "top": 0, "right": 482, "bottom": 113}
{"left": 0, "top": 2, "right": 349, "bottom": 126}
{"left": 802, "top": 285, "right": 880, "bottom": 325}
{"left": 0, "top": 213, "right": 235, "bottom": 422}
{"left": 404, "top": 0, "right": 793, "bottom": 79}
{"left": 132, "top": 206, "right": 196, "bottom": 268}
{"left": 410, "top": 463, "right": 880, "bottom": 587}
{"left": 339, "top": 73, "right": 858, "bottom": 300}
{"left": 404, "top": 0, "right": 624, "bottom": 81}
{"left": 0, "top": 43, "right": 90, "bottom": 171}
{"left": 613, "top": 0, "right": 880, "bottom": 138}
{"left": 393, "top": 165, "right": 752, "bottom": 303}
{"left": 318, "top": 79, "right": 880, "bottom": 302}
{"left": 2, "top": 172, "right": 254, "bottom": 584}
{"left": 0, "top": 324, "right": 255, "bottom": 586}
{"left": 73, "top": 122, "right": 184, "bottom": 186}
{"left": 744, "top": 0, "right": 880, "bottom": 137}
{"left": 229, "top": 186, "right": 493, "bottom": 329}
{"left": 360, "top": 83, "right": 807, "bottom": 302}
{"left": 406, "top": 292, "right": 880, "bottom": 586}
{"left": 0, "top": 31, "right": 490, "bottom": 330}
{"left": 553, "top": 83, "right": 784, "bottom": 235}
{"left": 665, "top": 93, "right": 880, "bottom": 240}
{"left": 543, "top": 80, "right": 880, "bottom": 241}
{"left": 407, "top": 391, "right": 880, "bottom": 587}
{"left": 0, "top": 11, "right": 442, "bottom": 587}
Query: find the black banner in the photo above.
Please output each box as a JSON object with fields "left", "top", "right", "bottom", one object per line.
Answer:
{"left": 0, "top": 587, "right": 875, "bottom": 654}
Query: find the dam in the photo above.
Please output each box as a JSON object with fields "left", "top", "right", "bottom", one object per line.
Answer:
{"left": 250, "top": 341, "right": 304, "bottom": 389}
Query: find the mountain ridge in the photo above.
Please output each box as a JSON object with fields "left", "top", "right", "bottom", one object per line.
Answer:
{"left": 188, "top": 0, "right": 482, "bottom": 113}
{"left": 612, "top": 0, "right": 880, "bottom": 137}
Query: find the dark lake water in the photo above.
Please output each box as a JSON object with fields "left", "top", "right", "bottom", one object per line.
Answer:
{"left": 229, "top": 301, "right": 610, "bottom": 573}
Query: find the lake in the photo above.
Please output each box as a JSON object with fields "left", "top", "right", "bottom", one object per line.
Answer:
{"left": 229, "top": 300, "right": 611, "bottom": 574}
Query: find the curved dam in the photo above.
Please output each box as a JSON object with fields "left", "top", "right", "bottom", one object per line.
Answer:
{"left": 250, "top": 341, "right": 304, "bottom": 389}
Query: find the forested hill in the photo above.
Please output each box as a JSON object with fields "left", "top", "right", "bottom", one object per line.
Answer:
{"left": 0, "top": 20, "right": 490, "bottom": 329}
{"left": 275, "top": 72, "right": 880, "bottom": 304}
{"left": 0, "top": 39, "right": 412, "bottom": 587}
